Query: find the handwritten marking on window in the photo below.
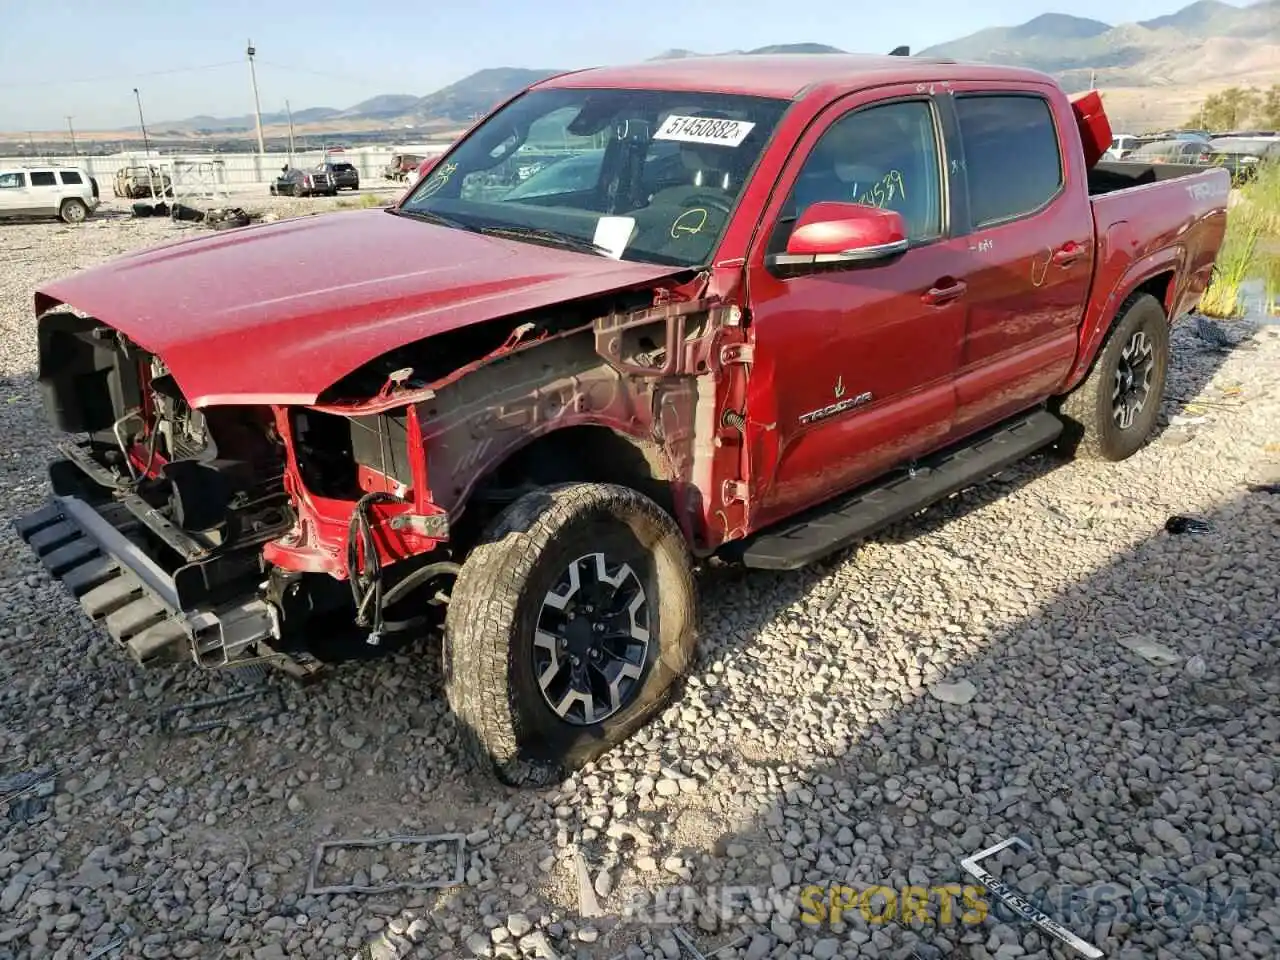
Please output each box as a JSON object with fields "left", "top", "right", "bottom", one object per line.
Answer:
{"left": 851, "top": 170, "right": 907, "bottom": 209}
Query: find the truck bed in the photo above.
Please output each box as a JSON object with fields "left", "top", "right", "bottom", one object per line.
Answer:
{"left": 1087, "top": 160, "right": 1213, "bottom": 196}
{"left": 1070, "top": 162, "right": 1230, "bottom": 389}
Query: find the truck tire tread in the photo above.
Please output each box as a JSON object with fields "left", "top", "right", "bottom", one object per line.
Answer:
{"left": 444, "top": 482, "right": 697, "bottom": 786}
{"left": 1056, "top": 291, "right": 1169, "bottom": 462}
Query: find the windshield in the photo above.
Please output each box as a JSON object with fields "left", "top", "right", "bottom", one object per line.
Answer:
{"left": 399, "top": 87, "right": 789, "bottom": 266}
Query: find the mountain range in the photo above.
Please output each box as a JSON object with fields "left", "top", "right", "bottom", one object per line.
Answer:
{"left": 151, "top": 0, "right": 1279, "bottom": 135}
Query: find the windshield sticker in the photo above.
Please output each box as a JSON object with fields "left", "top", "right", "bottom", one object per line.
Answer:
{"left": 670, "top": 208, "right": 709, "bottom": 239}
{"left": 593, "top": 215, "right": 636, "bottom": 259}
{"left": 654, "top": 115, "right": 756, "bottom": 147}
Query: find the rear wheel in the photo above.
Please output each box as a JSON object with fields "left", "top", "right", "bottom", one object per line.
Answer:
{"left": 60, "top": 198, "right": 88, "bottom": 224}
{"left": 1056, "top": 292, "right": 1170, "bottom": 461}
{"left": 445, "top": 483, "right": 697, "bottom": 785}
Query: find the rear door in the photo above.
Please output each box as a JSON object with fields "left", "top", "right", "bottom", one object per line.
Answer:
{"left": 27, "top": 170, "right": 61, "bottom": 215}
{"left": 742, "top": 87, "right": 968, "bottom": 527}
{"left": 940, "top": 86, "right": 1092, "bottom": 437}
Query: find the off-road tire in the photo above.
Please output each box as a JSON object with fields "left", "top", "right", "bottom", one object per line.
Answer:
{"left": 60, "top": 198, "right": 88, "bottom": 224}
{"left": 1056, "top": 292, "right": 1170, "bottom": 461}
{"left": 444, "top": 483, "right": 697, "bottom": 786}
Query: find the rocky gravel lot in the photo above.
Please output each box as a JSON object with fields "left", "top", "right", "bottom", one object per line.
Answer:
{"left": 1, "top": 203, "right": 1278, "bottom": 960}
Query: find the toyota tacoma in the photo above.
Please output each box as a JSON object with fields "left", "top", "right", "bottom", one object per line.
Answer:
{"left": 17, "top": 54, "right": 1228, "bottom": 783}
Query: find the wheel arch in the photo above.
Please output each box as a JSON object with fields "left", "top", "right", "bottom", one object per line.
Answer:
{"left": 1063, "top": 264, "right": 1175, "bottom": 394}
{"left": 451, "top": 421, "right": 687, "bottom": 553}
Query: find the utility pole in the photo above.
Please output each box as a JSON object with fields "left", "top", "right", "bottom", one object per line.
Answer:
{"left": 66, "top": 116, "right": 78, "bottom": 156}
{"left": 132, "top": 88, "right": 152, "bottom": 157}
{"left": 285, "top": 99, "right": 296, "bottom": 164}
{"left": 247, "top": 39, "right": 265, "bottom": 155}
{"left": 1089, "top": 68, "right": 1097, "bottom": 90}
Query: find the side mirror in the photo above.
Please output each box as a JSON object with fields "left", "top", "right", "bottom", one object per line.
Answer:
{"left": 768, "top": 201, "right": 909, "bottom": 272}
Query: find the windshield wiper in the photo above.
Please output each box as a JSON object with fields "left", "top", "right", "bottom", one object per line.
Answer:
{"left": 386, "top": 207, "right": 476, "bottom": 232}
{"left": 477, "top": 225, "right": 613, "bottom": 258}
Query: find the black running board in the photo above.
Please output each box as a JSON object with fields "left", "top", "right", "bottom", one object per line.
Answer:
{"left": 730, "top": 409, "right": 1063, "bottom": 571}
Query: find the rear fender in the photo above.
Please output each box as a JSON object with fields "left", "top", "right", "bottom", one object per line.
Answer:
{"left": 1064, "top": 232, "right": 1181, "bottom": 391}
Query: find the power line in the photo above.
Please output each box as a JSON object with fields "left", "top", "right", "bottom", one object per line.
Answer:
{"left": 257, "top": 60, "right": 386, "bottom": 87}
{"left": 0, "top": 61, "right": 241, "bottom": 90}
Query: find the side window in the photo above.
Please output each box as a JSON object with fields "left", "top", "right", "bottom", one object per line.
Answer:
{"left": 0, "top": 172, "right": 24, "bottom": 189}
{"left": 60, "top": 171, "right": 83, "bottom": 185}
{"left": 780, "top": 100, "right": 943, "bottom": 247}
{"left": 30, "top": 171, "right": 57, "bottom": 187}
{"left": 954, "top": 95, "right": 1062, "bottom": 227}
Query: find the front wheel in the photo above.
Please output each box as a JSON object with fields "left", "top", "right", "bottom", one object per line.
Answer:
{"left": 444, "top": 483, "right": 697, "bottom": 785}
{"left": 1055, "top": 292, "right": 1170, "bottom": 461}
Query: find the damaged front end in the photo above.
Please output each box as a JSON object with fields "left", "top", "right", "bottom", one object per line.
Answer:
{"left": 16, "top": 308, "right": 452, "bottom": 675}
{"left": 17, "top": 263, "right": 747, "bottom": 677}
{"left": 17, "top": 310, "right": 315, "bottom": 671}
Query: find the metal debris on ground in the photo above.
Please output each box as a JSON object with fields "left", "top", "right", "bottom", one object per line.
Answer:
{"left": 0, "top": 766, "right": 55, "bottom": 805}
{"left": 1246, "top": 482, "right": 1280, "bottom": 495}
{"left": 155, "top": 684, "right": 285, "bottom": 735}
{"left": 960, "top": 836, "right": 1103, "bottom": 959}
{"left": 84, "top": 936, "right": 126, "bottom": 959}
{"left": 1117, "top": 636, "right": 1183, "bottom": 667}
{"left": 1165, "top": 515, "right": 1212, "bottom": 535}
{"left": 5, "top": 794, "right": 49, "bottom": 822}
{"left": 670, "top": 926, "right": 708, "bottom": 959}
{"left": 305, "top": 833, "right": 467, "bottom": 896}
{"left": 1168, "top": 414, "right": 1209, "bottom": 426}
{"left": 573, "top": 848, "right": 603, "bottom": 918}
{"left": 1194, "top": 315, "right": 1244, "bottom": 351}
{"left": 205, "top": 207, "right": 252, "bottom": 231}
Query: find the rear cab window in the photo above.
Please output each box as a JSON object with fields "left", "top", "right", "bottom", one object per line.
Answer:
{"left": 30, "top": 171, "right": 57, "bottom": 187}
{"left": 954, "top": 94, "right": 1063, "bottom": 227}
{"left": 60, "top": 171, "right": 83, "bottom": 185}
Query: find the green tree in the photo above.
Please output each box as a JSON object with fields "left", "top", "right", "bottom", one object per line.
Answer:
{"left": 1258, "top": 85, "right": 1280, "bottom": 130}
{"left": 1188, "top": 86, "right": 1262, "bottom": 132}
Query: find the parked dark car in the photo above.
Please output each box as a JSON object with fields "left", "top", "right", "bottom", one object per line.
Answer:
{"left": 270, "top": 166, "right": 336, "bottom": 198}
{"left": 1127, "top": 138, "right": 1214, "bottom": 165}
{"left": 1206, "top": 136, "right": 1280, "bottom": 184}
{"left": 318, "top": 161, "right": 359, "bottom": 191}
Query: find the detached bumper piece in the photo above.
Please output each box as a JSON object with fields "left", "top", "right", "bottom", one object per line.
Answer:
{"left": 15, "top": 496, "right": 276, "bottom": 669}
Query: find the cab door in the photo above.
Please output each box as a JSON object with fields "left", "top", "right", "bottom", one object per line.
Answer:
{"left": 0, "top": 171, "right": 30, "bottom": 214}
{"left": 740, "top": 88, "right": 970, "bottom": 529}
{"left": 941, "top": 86, "right": 1093, "bottom": 436}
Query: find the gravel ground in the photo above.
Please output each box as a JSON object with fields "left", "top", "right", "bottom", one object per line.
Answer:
{"left": 1, "top": 203, "right": 1278, "bottom": 960}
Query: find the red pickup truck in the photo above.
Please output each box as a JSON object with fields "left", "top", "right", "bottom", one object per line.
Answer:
{"left": 19, "top": 55, "right": 1227, "bottom": 784}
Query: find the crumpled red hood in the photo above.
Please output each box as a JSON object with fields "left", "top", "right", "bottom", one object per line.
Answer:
{"left": 38, "top": 209, "right": 683, "bottom": 407}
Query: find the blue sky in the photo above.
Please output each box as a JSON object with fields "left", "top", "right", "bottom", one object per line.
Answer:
{"left": 0, "top": 0, "right": 1253, "bottom": 131}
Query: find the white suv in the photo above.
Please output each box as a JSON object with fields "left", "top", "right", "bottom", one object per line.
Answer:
{"left": 0, "top": 165, "right": 101, "bottom": 223}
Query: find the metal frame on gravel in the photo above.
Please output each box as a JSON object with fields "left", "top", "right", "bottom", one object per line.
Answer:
{"left": 305, "top": 833, "right": 467, "bottom": 896}
{"left": 960, "top": 836, "right": 1103, "bottom": 959}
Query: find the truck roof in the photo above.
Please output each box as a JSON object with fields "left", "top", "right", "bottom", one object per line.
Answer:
{"left": 537, "top": 54, "right": 1055, "bottom": 100}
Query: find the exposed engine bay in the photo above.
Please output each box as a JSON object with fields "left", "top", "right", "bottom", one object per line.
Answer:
{"left": 45, "top": 325, "right": 294, "bottom": 553}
